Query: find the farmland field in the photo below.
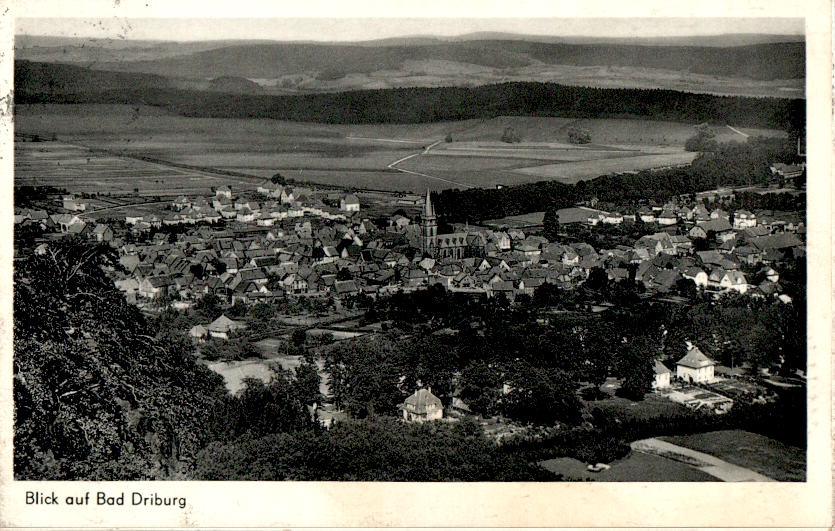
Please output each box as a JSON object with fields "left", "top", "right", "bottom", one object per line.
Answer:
{"left": 15, "top": 104, "right": 788, "bottom": 193}
{"left": 14, "top": 141, "right": 262, "bottom": 197}
{"left": 511, "top": 152, "right": 699, "bottom": 183}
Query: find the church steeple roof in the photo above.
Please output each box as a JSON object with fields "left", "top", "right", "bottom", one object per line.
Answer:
{"left": 424, "top": 189, "right": 435, "bottom": 218}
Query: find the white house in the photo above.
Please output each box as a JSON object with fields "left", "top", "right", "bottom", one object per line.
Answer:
{"left": 138, "top": 276, "right": 173, "bottom": 299}
{"left": 215, "top": 185, "right": 233, "bottom": 199}
{"left": 719, "top": 271, "right": 749, "bottom": 294}
{"left": 62, "top": 195, "right": 87, "bottom": 212}
{"left": 682, "top": 267, "right": 709, "bottom": 288}
{"left": 656, "top": 210, "right": 678, "bottom": 226}
{"left": 340, "top": 194, "right": 361, "bottom": 212}
{"left": 638, "top": 207, "right": 656, "bottom": 223}
{"left": 400, "top": 388, "right": 443, "bottom": 423}
{"left": 653, "top": 360, "right": 672, "bottom": 389}
{"left": 602, "top": 212, "right": 624, "bottom": 225}
{"left": 733, "top": 210, "right": 757, "bottom": 230}
{"left": 258, "top": 183, "right": 284, "bottom": 198}
{"left": 676, "top": 344, "right": 716, "bottom": 383}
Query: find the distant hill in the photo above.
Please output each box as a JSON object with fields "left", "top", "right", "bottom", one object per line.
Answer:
{"left": 16, "top": 32, "right": 804, "bottom": 49}
{"left": 207, "top": 76, "right": 265, "bottom": 94}
{"left": 14, "top": 59, "right": 174, "bottom": 93}
{"left": 15, "top": 60, "right": 804, "bottom": 132}
{"left": 16, "top": 36, "right": 804, "bottom": 82}
{"left": 439, "top": 32, "right": 805, "bottom": 47}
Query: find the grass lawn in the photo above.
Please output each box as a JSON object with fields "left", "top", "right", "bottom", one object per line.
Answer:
{"left": 540, "top": 451, "right": 719, "bottom": 482}
{"left": 659, "top": 430, "right": 806, "bottom": 481}
{"left": 584, "top": 392, "right": 689, "bottom": 422}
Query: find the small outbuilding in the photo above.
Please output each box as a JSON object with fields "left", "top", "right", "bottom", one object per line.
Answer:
{"left": 207, "top": 314, "right": 248, "bottom": 340}
{"left": 653, "top": 360, "right": 672, "bottom": 389}
{"left": 189, "top": 324, "right": 208, "bottom": 342}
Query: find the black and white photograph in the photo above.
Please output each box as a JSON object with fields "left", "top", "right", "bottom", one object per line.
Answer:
{"left": 2, "top": 0, "right": 831, "bottom": 527}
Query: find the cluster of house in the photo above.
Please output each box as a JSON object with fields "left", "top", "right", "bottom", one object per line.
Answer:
{"left": 128, "top": 184, "right": 358, "bottom": 230}
{"left": 552, "top": 199, "right": 804, "bottom": 300}
{"left": 14, "top": 208, "right": 114, "bottom": 253}
{"left": 582, "top": 199, "right": 802, "bottom": 234}
{"left": 16, "top": 183, "right": 804, "bottom": 312}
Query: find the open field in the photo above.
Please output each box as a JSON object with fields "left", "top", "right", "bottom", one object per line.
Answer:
{"left": 660, "top": 430, "right": 806, "bottom": 481}
{"left": 14, "top": 141, "right": 261, "bottom": 196}
{"left": 481, "top": 211, "right": 546, "bottom": 230}
{"left": 15, "top": 104, "right": 788, "bottom": 193}
{"left": 539, "top": 451, "right": 720, "bottom": 482}
{"left": 449, "top": 116, "right": 787, "bottom": 145}
{"left": 431, "top": 141, "right": 640, "bottom": 161}
{"left": 512, "top": 152, "right": 699, "bottom": 183}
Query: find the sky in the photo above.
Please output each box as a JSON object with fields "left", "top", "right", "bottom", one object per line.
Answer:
{"left": 15, "top": 17, "right": 804, "bottom": 43}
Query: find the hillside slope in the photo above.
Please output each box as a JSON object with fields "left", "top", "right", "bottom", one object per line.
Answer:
{"left": 15, "top": 61, "right": 804, "bottom": 131}
{"left": 30, "top": 40, "right": 804, "bottom": 81}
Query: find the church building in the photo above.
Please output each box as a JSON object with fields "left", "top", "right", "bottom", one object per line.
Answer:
{"left": 421, "top": 190, "right": 473, "bottom": 259}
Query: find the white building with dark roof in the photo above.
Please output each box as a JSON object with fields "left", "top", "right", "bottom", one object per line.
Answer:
{"left": 676, "top": 344, "right": 716, "bottom": 383}
{"left": 401, "top": 388, "right": 443, "bottom": 423}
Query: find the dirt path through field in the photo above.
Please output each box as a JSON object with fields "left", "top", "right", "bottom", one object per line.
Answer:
{"left": 726, "top": 125, "right": 750, "bottom": 138}
{"left": 387, "top": 140, "right": 475, "bottom": 189}
{"left": 631, "top": 438, "right": 775, "bottom": 482}
{"left": 81, "top": 200, "right": 171, "bottom": 216}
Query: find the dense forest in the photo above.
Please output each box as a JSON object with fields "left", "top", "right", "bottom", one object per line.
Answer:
{"left": 16, "top": 60, "right": 803, "bottom": 129}
{"left": 432, "top": 136, "right": 801, "bottom": 223}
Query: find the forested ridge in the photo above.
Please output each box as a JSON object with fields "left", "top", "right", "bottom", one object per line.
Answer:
{"left": 433, "top": 136, "right": 802, "bottom": 223}
{"left": 16, "top": 60, "right": 802, "bottom": 129}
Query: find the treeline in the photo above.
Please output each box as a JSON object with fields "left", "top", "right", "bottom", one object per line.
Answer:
{"left": 194, "top": 416, "right": 555, "bottom": 481}
{"left": 17, "top": 60, "right": 802, "bottom": 129}
{"left": 14, "top": 185, "right": 68, "bottom": 208}
{"left": 433, "top": 136, "right": 800, "bottom": 223}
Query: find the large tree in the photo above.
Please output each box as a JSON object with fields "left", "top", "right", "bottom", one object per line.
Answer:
{"left": 323, "top": 335, "right": 404, "bottom": 417}
{"left": 617, "top": 335, "right": 657, "bottom": 400}
{"left": 502, "top": 363, "right": 583, "bottom": 426}
{"left": 14, "top": 241, "right": 234, "bottom": 479}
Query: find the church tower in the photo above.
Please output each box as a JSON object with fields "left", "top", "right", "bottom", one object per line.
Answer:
{"left": 421, "top": 189, "right": 437, "bottom": 256}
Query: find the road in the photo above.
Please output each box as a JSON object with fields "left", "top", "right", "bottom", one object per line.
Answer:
{"left": 386, "top": 140, "right": 475, "bottom": 189}
{"left": 346, "top": 136, "right": 425, "bottom": 144}
{"left": 726, "top": 125, "right": 750, "bottom": 138}
{"left": 631, "top": 438, "right": 775, "bottom": 482}
{"left": 81, "top": 200, "right": 172, "bottom": 216}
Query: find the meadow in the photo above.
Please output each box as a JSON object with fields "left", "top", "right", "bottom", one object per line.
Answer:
{"left": 660, "top": 430, "right": 806, "bottom": 481}
{"left": 15, "top": 104, "right": 788, "bottom": 193}
{"left": 511, "top": 152, "right": 700, "bottom": 183}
